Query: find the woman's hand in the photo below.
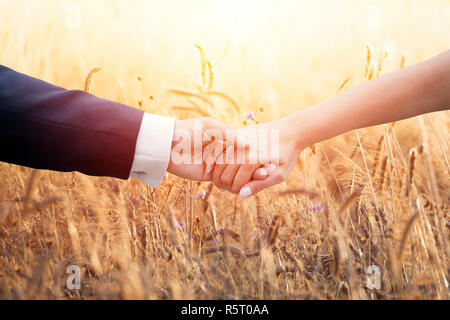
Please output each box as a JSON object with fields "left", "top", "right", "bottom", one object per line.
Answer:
{"left": 239, "top": 117, "right": 305, "bottom": 197}
{"left": 210, "top": 116, "right": 306, "bottom": 197}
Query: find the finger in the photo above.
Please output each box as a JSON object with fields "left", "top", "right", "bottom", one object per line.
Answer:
{"left": 239, "top": 170, "right": 285, "bottom": 198}
{"left": 251, "top": 167, "right": 268, "bottom": 180}
{"left": 222, "top": 127, "right": 250, "bottom": 148}
{"left": 220, "top": 142, "right": 241, "bottom": 191}
{"left": 223, "top": 126, "right": 256, "bottom": 192}
{"left": 211, "top": 145, "right": 234, "bottom": 191}
{"left": 231, "top": 164, "right": 261, "bottom": 193}
{"left": 220, "top": 163, "right": 240, "bottom": 191}
{"left": 251, "top": 163, "right": 278, "bottom": 180}
{"left": 203, "top": 140, "right": 226, "bottom": 176}
{"left": 263, "top": 163, "right": 278, "bottom": 174}
{"left": 201, "top": 118, "right": 249, "bottom": 151}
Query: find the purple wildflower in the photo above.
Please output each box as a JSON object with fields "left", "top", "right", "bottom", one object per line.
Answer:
{"left": 194, "top": 191, "right": 206, "bottom": 200}
{"left": 246, "top": 111, "right": 255, "bottom": 120}
{"left": 310, "top": 204, "right": 324, "bottom": 212}
{"left": 250, "top": 232, "right": 256, "bottom": 239}
{"left": 178, "top": 221, "right": 184, "bottom": 228}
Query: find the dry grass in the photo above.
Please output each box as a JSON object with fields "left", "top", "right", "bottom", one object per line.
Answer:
{"left": 0, "top": 0, "right": 448, "bottom": 300}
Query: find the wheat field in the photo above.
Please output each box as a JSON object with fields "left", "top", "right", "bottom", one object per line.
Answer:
{"left": 0, "top": 0, "right": 449, "bottom": 299}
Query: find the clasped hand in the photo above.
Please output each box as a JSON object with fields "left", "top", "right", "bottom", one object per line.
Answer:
{"left": 167, "top": 117, "right": 303, "bottom": 197}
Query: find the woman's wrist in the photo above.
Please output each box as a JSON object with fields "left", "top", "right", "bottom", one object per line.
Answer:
{"left": 283, "top": 98, "right": 351, "bottom": 150}
{"left": 282, "top": 108, "right": 315, "bottom": 150}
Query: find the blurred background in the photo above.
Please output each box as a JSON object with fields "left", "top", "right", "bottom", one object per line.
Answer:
{"left": 1, "top": 0, "right": 449, "bottom": 123}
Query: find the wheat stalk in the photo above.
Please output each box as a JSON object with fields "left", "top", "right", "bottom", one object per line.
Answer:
{"left": 84, "top": 67, "right": 102, "bottom": 93}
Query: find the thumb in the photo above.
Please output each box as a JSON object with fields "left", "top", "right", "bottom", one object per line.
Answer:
{"left": 239, "top": 172, "right": 284, "bottom": 198}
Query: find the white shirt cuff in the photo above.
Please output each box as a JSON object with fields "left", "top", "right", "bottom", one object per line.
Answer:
{"left": 130, "top": 113, "right": 175, "bottom": 187}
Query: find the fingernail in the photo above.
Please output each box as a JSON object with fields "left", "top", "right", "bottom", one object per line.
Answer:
{"left": 265, "top": 163, "right": 277, "bottom": 174}
{"left": 239, "top": 186, "right": 252, "bottom": 198}
{"left": 205, "top": 164, "right": 212, "bottom": 174}
{"left": 257, "top": 168, "right": 267, "bottom": 177}
{"left": 219, "top": 188, "right": 225, "bottom": 192}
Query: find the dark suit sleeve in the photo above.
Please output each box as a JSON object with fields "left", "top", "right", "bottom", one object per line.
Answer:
{"left": 0, "top": 65, "right": 144, "bottom": 179}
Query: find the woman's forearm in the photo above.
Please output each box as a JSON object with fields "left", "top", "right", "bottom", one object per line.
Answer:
{"left": 287, "top": 50, "right": 450, "bottom": 148}
{"left": 234, "top": 50, "right": 449, "bottom": 197}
